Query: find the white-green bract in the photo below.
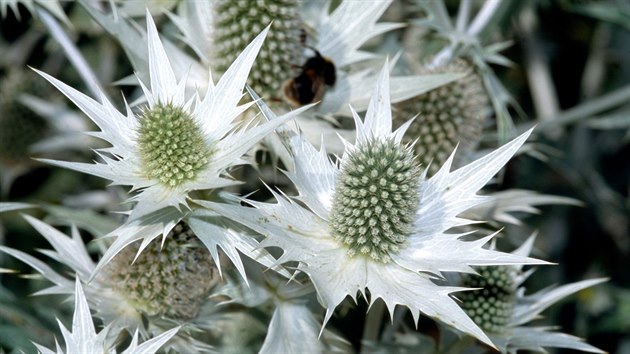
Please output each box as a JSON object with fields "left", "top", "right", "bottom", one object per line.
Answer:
{"left": 33, "top": 277, "right": 179, "bottom": 354}
{"left": 201, "top": 63, "right": 548, "bottom": 346}
{"left": 33, "top": 12, "right": 291, "bottom": 222}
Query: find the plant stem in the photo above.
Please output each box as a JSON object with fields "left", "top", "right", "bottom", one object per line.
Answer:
{"left": 455, "top": 0, "right": 473, "bottom": 34}
{"left": 529, "top": 83, "right": 630, "bottom": 131}
{"left": 467, "top": 0, "right": 501, "bottom": 36}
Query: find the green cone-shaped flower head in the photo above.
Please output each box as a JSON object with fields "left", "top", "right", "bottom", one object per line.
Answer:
{"left": 459, "top": 266, "right": 517, "bottom": 333}
{"left": 0, "top": 71, "right": 49, "bottom": 164}
{"left": 394, "top": 59, "right": 488, "bottom": 175}
{"left": 137, "top": 103, "right": 212, "bottom": 187}
{"left": 101, "top": 223, "right": 221, "bottom": 320}
{"left": 213, "top": 0, "right": 302, "bottom": 98}
{"left": 330, "top": 138, "right": 421, "bottom": 263}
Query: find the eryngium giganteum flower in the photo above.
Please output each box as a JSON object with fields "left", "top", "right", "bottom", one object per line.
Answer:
{"left": 394, "top": 59, "right": 489, "bottom": 175}
{"left": 99, "top": 222, "right": 221, "bottom": 320}
{"left": 458, "top": 236, "right": 606, "bottom": 353}
{"left": 213, "top": 0, "right": 303, "bottom": 99}
{"left": 201, "top": 63, "right": 547, "bottom": 347}
{"left": 34, "top": 12, "right": 289, "bottom": 222}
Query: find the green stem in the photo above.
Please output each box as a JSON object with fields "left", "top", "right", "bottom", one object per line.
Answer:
{"left": 467, "top": 0, "right": 501, "bottom": 36}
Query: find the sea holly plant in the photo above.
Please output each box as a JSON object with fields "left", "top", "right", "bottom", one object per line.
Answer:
{"left": 0, "top": 2, "right": 615, "bottom": 353}
{"left": 410, "top": 0, "right": 523, "bottom": 142}
{"left": 32, "top": 12, "right": 310, "bottom": 281}
{"left": 200, "top": 63, "right": 550, "bottom": 346}
{"left": 35, "top": 13, "right": 281, "bottom": 221}
{"left": 84, "top": 0, "right": 464, "bottom": 156}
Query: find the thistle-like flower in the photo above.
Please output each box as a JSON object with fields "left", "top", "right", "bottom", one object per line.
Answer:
{"left": 35, "top": 12, "right": 287, "bottom": 221}
{"left": 201, "top": 63, "right": 547, "bottom": 346}
{"left": 31, "top": 12, "right": 308, "bottom": 278}
{"left": 458, "top": 235, "right": 606, "bottom": 353}
{"left": 411, "top": 0, "right": 522, "bottom": 140}
{"left": 33, "top": 278, "right": 179, "bottom": 354}
{"left": 89, "top": 0, "right": 461, "bottom": 159}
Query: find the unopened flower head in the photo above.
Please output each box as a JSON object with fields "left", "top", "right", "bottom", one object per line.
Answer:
{"left": 459, "top": 265, "right": 517, "bottom": 333}
{"left": 213, "top": 0, "right": 302, "bottom": 98}
{"left": 394, "top": 59, "right": 488, "bottom": 174}
{"left": 0, "top": 215, "right": 212, "bottom": 352}
{"left": 100, "top": 222, "right": 221, "bottom": 320}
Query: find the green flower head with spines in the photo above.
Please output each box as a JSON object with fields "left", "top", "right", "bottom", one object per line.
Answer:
{"left": 213, "top": 0, "right": 302, "bottom": 98}
{"left": 394, "top": 59, "right": 488, "bottom": 175}
{"left": 459, "top": 265, "right": 517, "bottom": 333}
{"left": 138, "top": 103, "right": 212, "bottom": 188}
{"left": 35, "top": 12, "right": 295, "bottom": 223}
{"left": 330, "top": 138, "right": 421, "bottom": 263}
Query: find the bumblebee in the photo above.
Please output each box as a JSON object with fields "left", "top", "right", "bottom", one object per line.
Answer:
{"left": 282, "top": 49, "right": 336, "bottom": 107}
